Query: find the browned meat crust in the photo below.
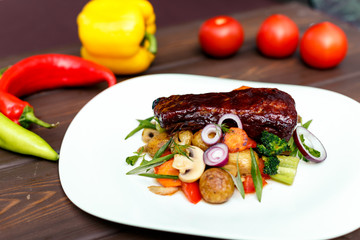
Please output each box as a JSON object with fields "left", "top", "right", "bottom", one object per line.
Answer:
{"left": 152, "top": 87, "right": 297, "bottom": 140}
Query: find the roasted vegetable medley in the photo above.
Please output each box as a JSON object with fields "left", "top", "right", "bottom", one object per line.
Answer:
{"left": 125, "top": 113, "right": 327, "bottom": 204}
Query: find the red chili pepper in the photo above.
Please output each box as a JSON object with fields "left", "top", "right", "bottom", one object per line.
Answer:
{"left": 0, "top": 54, "right": 117, "bottom": 128}
{"left": 0, "top": 91, "right": 57, "bottom": 128}
{"left": 181, "top": 181, "right": 202, "bottom": 204}
{"left": 0, "top": 53, "right": 116, "bottom": 96}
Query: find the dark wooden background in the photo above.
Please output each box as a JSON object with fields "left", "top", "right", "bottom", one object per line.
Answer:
{"left": 0, "top": 0, "right": 283, "bottom": 59}
{"left": 0, "top": 1, "right": 359, "bottom": 239}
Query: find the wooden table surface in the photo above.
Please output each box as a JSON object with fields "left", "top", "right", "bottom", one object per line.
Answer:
{"left": 1, "top": 2, "right": 359, "bottom": 239}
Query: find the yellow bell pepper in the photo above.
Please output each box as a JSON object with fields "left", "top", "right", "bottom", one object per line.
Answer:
{"left": 77, "top": 0, "right": 157, "bottom": 75}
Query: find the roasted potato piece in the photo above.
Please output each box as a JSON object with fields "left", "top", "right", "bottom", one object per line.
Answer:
{"left": 174, "top": 130, "right": 193, "bottom": 145}
{"left": 228, "top": 149, "right": 259, "bottom": 175}
{"left": 199, "top": 168, "right": 234, "bottom": 204}
{"left": 222, "top": 164, "right": 238, "bottom": 177}
{"left": 191, "top": 129, "right": 210, "bottom": 151}
{"left": 142, "top": 128, "right": 160, "bottom": 143}
{"left": 145, "top": 132, "right": 170, "bottom": 157}
{"left": 171, "top": 130, "right": 193, "bottom": 153}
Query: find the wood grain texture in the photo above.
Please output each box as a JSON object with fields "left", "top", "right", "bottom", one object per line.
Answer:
{"left": 0, "top": 2, "right": 359, "bottom": 240}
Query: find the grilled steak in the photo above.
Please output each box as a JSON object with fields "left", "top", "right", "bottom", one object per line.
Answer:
{"left": 152, "top": 87, "right": 297, "bottom": 140}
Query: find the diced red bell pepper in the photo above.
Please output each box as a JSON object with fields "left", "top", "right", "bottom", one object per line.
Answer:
{"left": 181, "top": 181, "right": 202, "bottom": 204}
{"left": 243, "top": 175, "right": 268, "bottom": 194}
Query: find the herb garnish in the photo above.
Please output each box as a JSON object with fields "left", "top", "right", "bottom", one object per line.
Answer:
{"left": 171, "top": 141, "right": 192, "bottom": 160}
{"left": 219, "top": 123, "right": 230, "bottom": 133}
{"left": 126, "top": 137, "right": 192, "bottom": 176}
{"left": 250, "top": 148, "right": 263, "bottom": 202}
{"left": 125, "top": 116, "right": 156, "bottom": 140}
{"left": 126, "top": 147, "right": 146, "bottom": 166}
{"left": 235, "top": 153, "right": 245, "bottom": 199}
{"left": 153, "top": 138, "right": 172, "bottom": 159}
{"left": 223, "top": 153, "right": 245, "bottom": 200}
{"left": 126, "top": 153, "right": 174, "bottom": 175}
{"left": 138, "top": 173, "right": 179, "bottom": 179}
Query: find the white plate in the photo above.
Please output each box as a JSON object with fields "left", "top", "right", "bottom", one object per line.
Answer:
{"left": 59, "top": 73, "right": 360, "bottom": 240}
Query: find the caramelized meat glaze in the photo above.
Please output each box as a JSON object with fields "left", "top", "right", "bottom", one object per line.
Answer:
{"left": 152, "top": 87, "right": 297, "bottom": 140}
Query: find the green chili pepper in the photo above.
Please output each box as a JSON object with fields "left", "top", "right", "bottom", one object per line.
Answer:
{"left": 0, "top": 112, "right": 59, "bottom": 161}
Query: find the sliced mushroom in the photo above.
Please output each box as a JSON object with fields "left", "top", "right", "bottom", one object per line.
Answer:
{"left": 172, "top": 146, "right": 205, "bottom": 183}
{"left": 142, "top": 128, "right": 160, "bottom": 143}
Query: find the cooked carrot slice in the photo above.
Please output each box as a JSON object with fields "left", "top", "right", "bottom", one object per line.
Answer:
{"left": 154, "top": 159, "right": 182, "bottom": 187}
{"left": 233, "top": 86, "right": 251, "bottom": 91}
{"left": 223, "top": 127, "right": 255, "bottom": 153}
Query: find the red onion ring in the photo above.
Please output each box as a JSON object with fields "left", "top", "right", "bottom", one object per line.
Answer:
{"left": 218, "top": 113, "right": 243, "bottom": 129}
{"left": 293, "top": 126, "right": 327, "bottom": 163}
{"left": 201, "top": 123, "right": 222, "bottom": 145}
{"left": 203, "top": 143, "right": 229, "bottom": 167}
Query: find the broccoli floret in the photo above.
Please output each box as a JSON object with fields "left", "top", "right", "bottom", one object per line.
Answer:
{"left": 257, "top": 131, "right": 289, "bottom": 156}
{"left": 263, "top": 155, "right": 300, "bottom": 184}
{"left": 263, "top": 156, "right": 280, "bottom": 175}
{"left": 256, "top": 131, "right": 299, "bottom": 185}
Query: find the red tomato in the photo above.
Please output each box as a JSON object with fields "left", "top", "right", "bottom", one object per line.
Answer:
{"left": 300, "top": 22, "right": 348, "bottom": 69}
{"left": 256, "top": 14, "right": 299, "bottom": 58}
{"left": 199, "top": 16, "right": 244, "bottom": 58}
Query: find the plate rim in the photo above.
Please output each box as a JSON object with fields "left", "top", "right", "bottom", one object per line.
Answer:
{"left": 59, "top": 73, "right": 360, "bottom": 240}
